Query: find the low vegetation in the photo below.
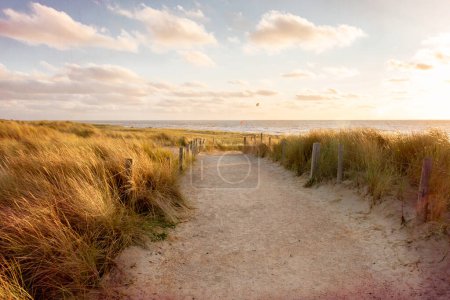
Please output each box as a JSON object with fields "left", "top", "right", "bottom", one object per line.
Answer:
{"left": 3, "top": 120, "right": 448, "bottom": 298}
{"left": 0, "top": 120, "right": 205, "bottom": 299}
{"left": 247, "top": 129, "right": 450, "bottom": 221}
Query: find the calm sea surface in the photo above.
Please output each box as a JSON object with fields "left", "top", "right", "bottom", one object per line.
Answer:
{"left": 86, "top": 120, "right": 450, "bottom": 135}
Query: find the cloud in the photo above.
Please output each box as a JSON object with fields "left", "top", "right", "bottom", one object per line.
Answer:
{"left": 322, "top": 66, "right": 359, "bottom": 78}
{"left": 281, "top": 69, "right": 316, "bottom": 78}
{"left": 179, "top": 50, "right": 216, "bottom": 67}
{"left": 0, "top": 63, "right": 278, "bottom": 114}
{"left": 176, "top": 5, "right": 207, "bottom": 21}
{"left": 387, "top": 59, "right": 433, "bottom": 71}
{"left": 170, "top": 89, "right": 277, "bottom": 98}
{"left": 228, "top": 80, "right": 248, "bottom": 86}
{"left": 182, "top": 81, "right": 208, "bottom": 88}
{"left": 282, "top": 66, "right": 358, "bottom": 79}
{"left": 386, "top": 33, "right": 450, "bottom": 72}
{"left": 227, "top": 36, "right": 240, "bottom": 44}
{"left": 0, "top": 2, "right": 139, "bottom": 51}
{"left": 110, "top": 4, "right": 216, "bottom": 50}
{"left": 295, "top": 88, "right": 360, "bottom": 101}
{"left": 386, "top": 77, "right": 410, "bottom": 83}
{"left": 248, "top": 11, "right": 365, "bottom": 52}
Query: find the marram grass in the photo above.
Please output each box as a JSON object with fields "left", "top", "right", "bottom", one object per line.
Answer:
{"left": 0, "top": 120, "right": 194, "bottom": 299}
{"left": 249, "top": 128, "right": 450, "bottom": 220}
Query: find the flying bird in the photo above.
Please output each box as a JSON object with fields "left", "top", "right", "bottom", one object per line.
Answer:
{"left": 256, "top": 102, "right": 260, "bottom": 107}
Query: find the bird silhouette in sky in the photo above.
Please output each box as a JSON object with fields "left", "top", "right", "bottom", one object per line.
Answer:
{"left": 256, "top": 102, "right": 260, "bottom": 107}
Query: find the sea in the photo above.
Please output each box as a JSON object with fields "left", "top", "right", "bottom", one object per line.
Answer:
{"left": 86, "top": 120, "right": 450, "bottom": 135}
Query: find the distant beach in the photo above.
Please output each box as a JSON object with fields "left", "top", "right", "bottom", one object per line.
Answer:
{"left": 85, "top": 120, "right": 450, "bottom": 135}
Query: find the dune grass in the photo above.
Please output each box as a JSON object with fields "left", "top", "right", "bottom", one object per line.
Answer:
{"left": 246, "top": 129, "right": 450, "bottom": 221}
{"left": 0, "top": 120, "right": 202, "bottom": 299}
{"left": 3, "top": 120, "right": 448, "bottom": 298}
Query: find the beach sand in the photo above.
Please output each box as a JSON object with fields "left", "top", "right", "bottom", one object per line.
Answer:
{"left": 98, "top": 152, "right": 450, "bottom": 299}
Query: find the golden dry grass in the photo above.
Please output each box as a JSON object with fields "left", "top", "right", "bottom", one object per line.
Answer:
{"left": 0, "top": 120, "right": 199, "bottom": 299}
{"left": 247, "top": 129, "right": 450, "bottom": 221}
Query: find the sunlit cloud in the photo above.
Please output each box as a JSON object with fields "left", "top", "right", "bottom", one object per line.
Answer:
{"left": 0, "top": 3, "right": 139, "bottom": 51}
{"left": 179, "top": 50, "right": 216, "bottom": 67}
{"left": 282, "top": 66, "right": 358, "bottom": 79}
{"left": 295, "top": 88, "right": 360, "bottom": 101}
{"left": 228, "top": 80, "right": 249, "bottom": 86}
{"left": 322, "top": 66, "right": 359, "bottom": 78}
{"left": 281, "top": 69, "right": 316, "bottom": 79}
{"left": 387, "top": 59, "right": 433, "bottom": 71}
{"left": 247, "top": 11, "right": 365, "bottom": 53}
{"left": 110, "top": 4, "right": 216, "bottom": 50}
{"left": 175, "top": 5, "right": 207, "bottom": 21}
{"left": 0, "top": 63, "right": 278, "bottom": 117}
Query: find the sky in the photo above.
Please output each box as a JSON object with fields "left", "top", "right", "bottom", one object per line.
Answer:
{"left": 1, "top": 0, "right": 450, "bottom": 120}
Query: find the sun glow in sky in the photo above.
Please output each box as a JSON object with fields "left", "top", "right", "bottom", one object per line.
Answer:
{"left": 1, "top": 0, "right": 450, "bottom": 120}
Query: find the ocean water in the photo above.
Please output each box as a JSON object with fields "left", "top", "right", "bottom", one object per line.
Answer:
{"left": 86, "top": 120, "right": 450, "bottom": 135}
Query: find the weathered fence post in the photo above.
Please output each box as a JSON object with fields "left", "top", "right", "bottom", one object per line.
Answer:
{"left": 260, "top": 133, "right": 263, "bottom": 143}
{"left": 179, "top": 147, "right": 184, "bottom": 172}
{"left": 185, "top": 144, "right": 190, "bottom": 156}
{"left": 417, "top": 157, "right": 432, "bottom": 222}
{"left": 125, "top": 158, "right": 133, "bottom": 178}
{"left": 281, "top": 140, "right": 286, "bottom": 163}
{"left": 310, "top": 142, "right": 321, "bottom": 180}
{"left": 337, "top": 144, "right": 344, "bottom": 183}
{"left": 244, "top": 136, "right": 247, "bottom": 148}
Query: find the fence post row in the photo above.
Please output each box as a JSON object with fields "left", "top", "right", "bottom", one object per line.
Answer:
{"left": 337, "top": 144, "right": 344, "bottom": 183}
{"left": 417, "top": 157, "right": 432, "bottom": 222}
{"left": 310, "top": 143, "right": 321, "bottom": 180}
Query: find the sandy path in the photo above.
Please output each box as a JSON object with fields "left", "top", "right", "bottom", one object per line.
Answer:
{"left": 101, "top": 152, "right": 450, "bottom": 299}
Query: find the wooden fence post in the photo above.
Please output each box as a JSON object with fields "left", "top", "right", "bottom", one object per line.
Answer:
{"left": 179, "top": 147, "right": 184, "bottom": 172}
{"left": 310, "top": 143, "right": 321, "bottom": 180}
{"left": 337, "top": 144, "right": 344, "bottom": 183}
{"left": 281, "top": 140, "right": 286, "bottom": 162}
{"left": 260, "top": 133, "right": 263, "bottom": 143}
{"left": 125, "top": 158, "right": 133, "bottom": 178}
{"left": 417, "top": 157, "right": 432, "bottom": 222}
{"left": 244, "top": 136, "right": 247, "bottom": 148}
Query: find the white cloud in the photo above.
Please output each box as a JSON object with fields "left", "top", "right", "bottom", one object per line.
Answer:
{"left": 0, "top": 63, "right": 278, "bottom": 114}
{"left": 227, "top": 36, "right": 240, "bottom": 44}
{"left": 228, "top": 80, "right": 249, "bottom": 86}
{"left": 295, "top": 88, "right": 360, "bottom": 101}
{"left": 248, "top": 11, "right": 365, "bottom": 53}
{"left": 281, "top": 66, "right": 358, "bottom": 79}
{"left": 176, "top": 5, "right": 207, "bottom": 21}
{"left": 387, "top": 59, "right": 433, "bottom": 71}
{"left": 170, "top": 89, "right": 277, "bottom": 98}
{"left": 182, "top": 81, "right": 208, "bottom": 88}
{"left": 322, "top": 66, "right": 359, "bottom": 78}
{"left": 179, "top": 50, "right": 216, "bottom": 67}
{"left": 281, "top": 69, "right": 316, "bottom": 78}
{"left": 110, "top": 4, "right": 216, "bottom": 50}
{"left": 0, "top": 3, "right": 139, "bottom": 51}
